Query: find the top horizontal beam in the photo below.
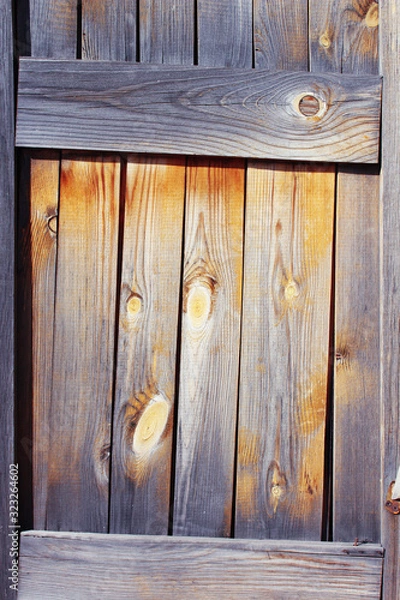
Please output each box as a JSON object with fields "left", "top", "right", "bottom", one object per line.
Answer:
{"left": 16, "top": 59, "right": 382, "bottom": 163}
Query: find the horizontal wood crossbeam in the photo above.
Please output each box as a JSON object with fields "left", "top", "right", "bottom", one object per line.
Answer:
{"left": 18, "top": 531, "right": 383, "bottom": 599}
{"left": 16, "top": 59, "right": 382, "bottom": 163}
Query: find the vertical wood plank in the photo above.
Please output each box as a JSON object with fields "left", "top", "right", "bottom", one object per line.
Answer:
{"left": 28, "top": 0, "right": 78, "bottom": 535}
{"left": 236, "top": 0, "right": 335, "bottom": 540}
{"left": 82, "top": 0, "right": 126, "bottom": 60}
{"left": 0, "top": 0, "right": 15, "bottom": 597}
{"left": 22, "top": 153, "right": 60, "bottom": 530}
{"left": 171, "top": 0, "right": 251, "bottom": 537}
{"left": 173, "top": 158, "right": 245, "bottom": 537}
{"left": 139, "top": 0, "right": 194, "bottom": 65}
{"left": 44, "top": 155, "right": 120, "bottom": 532}
{"left": 110, "top": 156, "right": 185, "bottom": 534}
{"left": 197, "top": 0, "right": 253, "bottom": 68}
{"left": 310, "top": 0, "right": 380, "bottom": 543}
{"left": 380, "top": 1, "right": 400, "bottom": 597}
{"left": 253, "top": 0, "right": 308, "bottom": 71}
{"left": 30, "top": 0, "right": 78, "bottom": 59}
{"left": 236, "top": 163, "right": 335, "bottom": 539}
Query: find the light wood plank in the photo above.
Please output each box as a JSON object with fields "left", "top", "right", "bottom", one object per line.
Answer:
{"left": 44, "top": 155, "right": 120, "bottom": 532}
{"left": 197, "top": 0, "right": 252, "bottom": 68}
{"left": 110, "top": 156, "right": 185, "bottom": 535}
{"left": 30, "top": 0, "right": 77, "bottom": 59}
{"left": 0, "top": 0, "right": 15, "bottom": 597}
{"left": 18, "top": 531, "right": 383, "bottom": 599}
{"left": 380, "top": 1, "right": 400, "bottom": 597}
{"left": 82, "top": 0, "right": 126, "bottom": 60}
{"left": 173, "top": 158, "right": 245, "bottom": 536}
{"left": 140, "top": 0, "right": 194, "bottom": 65}
{"left": 16, "top": 59, "right": 382, "bottom": 164}
{"left": 236, "top": 163, "right": 335, "bottom": 540}
{"left": 310, "top": 0, "right": 381, "bottom": 544}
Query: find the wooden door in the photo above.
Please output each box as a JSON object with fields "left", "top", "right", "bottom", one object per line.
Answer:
{"left": 0, "top": 0, "right": 398, "bottom": 598}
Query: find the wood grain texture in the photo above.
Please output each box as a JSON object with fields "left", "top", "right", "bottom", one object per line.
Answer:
{"left": 82, "top": 0, "right": 126, "bottom": 60}
{"left": 30, "top": 0, "right": 77, "bottom": 58}
{"left": 310, "top": 0, "right": 379, "bottom": 75}
{"left": 310, "top": 0, "right": 381, "bottom": 544}
{"left": 254, "top": 0, "right": 308, "bottom": 71}
{"left": 139, "top": 0, "right": 194, "bottom": 65}
{"left": 197, "top": 0, "right": 252, "bottom": 68}
{"left": 110, "top": 156, "right": 185, "bottom": 535}
{"left": 27, "top": 153, "right": 60, "bottom": 530}
{"left": 0, "top": 0, "right": 15, "bottom": 597}
{"left": 18, "top": 531, "right": 383, "bottom": 599}
{"left": 173, "top": 158, "right": 245, "bottom": 537}
{"left": 236, "top": 163, "right": 335, "bottom": 540}
{"left": 16, "top": 59, "right": 382, "bottom": 163}
{"left": 380, "top": 1, "right": 400, "bottom": 597}
{"left": 44, "top": 155, "right": 120, "bottom": 532}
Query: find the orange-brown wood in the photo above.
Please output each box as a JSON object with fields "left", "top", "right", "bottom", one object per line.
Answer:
{"left": 110, "top": 155, "right": 185, "bottom": 534}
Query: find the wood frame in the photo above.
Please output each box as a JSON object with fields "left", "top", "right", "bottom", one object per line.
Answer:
{"left": 1, "top": 1, "right": 400, "bottom": 598}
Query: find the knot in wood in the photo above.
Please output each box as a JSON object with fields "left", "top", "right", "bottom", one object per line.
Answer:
{"left": 365, "top": 3, "right": 379, "bottom": 28}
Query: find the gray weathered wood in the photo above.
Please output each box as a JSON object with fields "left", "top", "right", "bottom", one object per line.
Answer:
{"left": 18, "top": 530, "right": 383, "bottom": 599}
{"left": 198, "top": 0, "right": 253, "bottom": 68}
{"left": 44, "top": 155, "right": 121, "bottom": 532}
{"left": 16, "top": 59, "right": 382, "bottom": 163}
{"left": 110, "top": 156, "right": 185, "bottom": 535}
{"left": 140, "top": 0, "right": 194, "bottom": 65}
{"left": 310, "top": 0, "right": 381, "bottom": 544}
{"left": 380, "top": 1, "right": 400, "bottom": 597}
{"left": 82, "top": 0, "right": 126, "bottom": 60}
{"left": 0, "top": 0, "right": 15, "bottom": 597}
{"left": 30, "top": 0, "right": 77, "bottom": 59}
{"left": 173, "top": 158, "right": 245, "bottom": 537}
{"left": 254, "top": 0, "right": 308, "bottom": 71}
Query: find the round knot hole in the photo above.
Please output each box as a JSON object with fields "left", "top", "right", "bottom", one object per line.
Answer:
{"left": 298, "top": 94, "right": 321, "bottom": 117}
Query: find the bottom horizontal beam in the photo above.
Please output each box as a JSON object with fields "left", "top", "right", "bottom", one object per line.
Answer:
{"left": 19, "top": 531, "right": 383, "bottom": 599}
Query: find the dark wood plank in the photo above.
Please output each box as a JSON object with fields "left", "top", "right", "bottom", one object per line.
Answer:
{"left": 140, "top": 0, "right": 194, "bottom": 65}
{"left": 0, "top": 0, "right": 15, "bottom": 597}
{"left": 380, "top": 1, "right": 400, "bottom": 597}
{"left": 82, "top": 0, "right": 126, "bottom": 60}
{"left": 236, "top": 163, "right": 335, "bottom": 540}
{"left": 30, "top": 0, "right": 78, "bottom": 58}
{"left": 197, "top": 0, "right": 252, "bottom": 68}
{"left": 110, "top": 156, "right": 185, "bottom": 535}
{"left": 44, "top": 155, "right": 121, "bottom": 532}
{"left": 173, "top": 158, "right": 245, "bottom": 537}
{"left": 310, "top": 0, "right": 381, "bottom": 544}
{"left": 16, "top": 59, "right": 382, "bottom": 163}
{"left": 18, "top": 531, "right": 383, "bottom": 599}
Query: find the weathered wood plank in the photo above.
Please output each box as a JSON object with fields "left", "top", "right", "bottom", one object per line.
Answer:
{"left": 140, "top": 0, "right": 194, "bottom": 65}
{"left": 236, "top": 163, "right": 335, "bottom": 540}
{"left": 18, "top": 531, "right": 383, "bottom": 599}
{"left": 82, "top": 0, "right": 126, "bottom": 60}
{"left": 197, "top": 0, "right": 252, "bottom": 68}
{"left": 310, "top": 0, "right": 381, "bottom": 544}
{"left": 310, "top": 1, "right": 379, "bottom": 75}
{"left": 173, "top": 158, "right": 245, "bottom": 537}
{"left": 44, "top": 155, "right": 120, "bottom": 532}
{"left": 0, "top": 0, "right": 15, "bottom": 597}
{"left": 30, "top": 0, "right": 78, "bottom": 58}
{"left": 254, "top": 0, "right": 308, "bottom": 71}
{"left": 380, "top": 1, "right": 400, "bottom": 597}
{"left": 20, "top": 152, "right": 60, "bottom": 531}
{"left": 110, "top": 156, "right": 185, "bottom": 535}
{"left": 16, "top": 59, "right": 382, "bottom": 164}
